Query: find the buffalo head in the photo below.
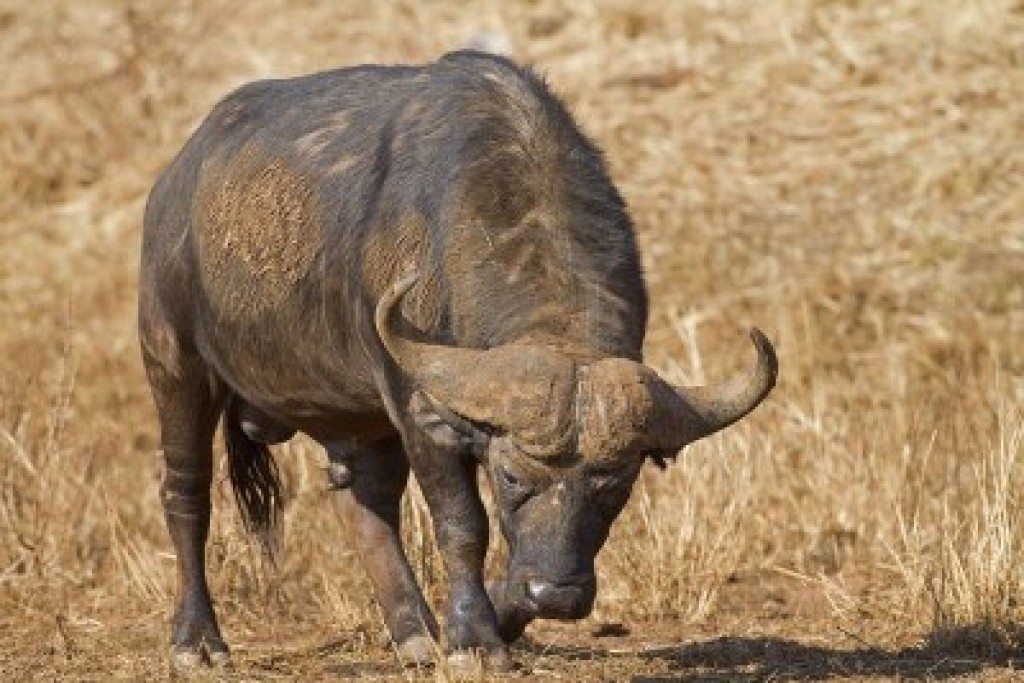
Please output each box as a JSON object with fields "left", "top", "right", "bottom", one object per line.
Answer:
{"left": 375, "top": 273, "right": 777, "bottom": 638}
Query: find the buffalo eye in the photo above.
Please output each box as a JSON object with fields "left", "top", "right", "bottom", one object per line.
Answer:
{"left": 589, "top": 469, "right": 636, "bottom": 517}
{"left": 589, "top": 469, "right": 627, "bottom": 494}
{"left": 501, "top": 467, "right": 520, "bottom": 488}
{"left": 497, "top": 466, "right": 532, "bottom": 509}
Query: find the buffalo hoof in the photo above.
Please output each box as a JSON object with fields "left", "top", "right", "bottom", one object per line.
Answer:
{"left": 170, "top": 644, "right": 232, "bottom": 674}
{"left": 446, "top": 647, "right": 513, "bottom": 674}
{"left": 396, "top": 634, "right": 436, "bottom": 666}
{"left": 208, "top": 649, "right": 232, "bottom": 669}
{"left": 486, "top": 646, "right": 514, "bottom": 672}
{"left": 170, "top": 647, "right": 204, "bottom": 672}
{"left": 446, "top": 650, "right": 484, "bottom": 677}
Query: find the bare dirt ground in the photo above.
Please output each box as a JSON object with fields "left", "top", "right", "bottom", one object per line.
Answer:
{"left": 1, "top": 1, "right": 1022, "bottom": 680}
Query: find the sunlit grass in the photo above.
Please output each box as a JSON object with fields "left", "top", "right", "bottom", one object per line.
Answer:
{"left": 1, "top": 0, "right": 1021, "bottom": 677}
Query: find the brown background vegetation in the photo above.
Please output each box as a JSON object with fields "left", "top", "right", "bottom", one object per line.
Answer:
{"left": 1, "top": 1, "right": 1022, "bottom": 679}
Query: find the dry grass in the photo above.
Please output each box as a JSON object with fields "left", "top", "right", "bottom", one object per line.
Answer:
{"left": 1, "top": 1, "right": 1022, "bottom": 679}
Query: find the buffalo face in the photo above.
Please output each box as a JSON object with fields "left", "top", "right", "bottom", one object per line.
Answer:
{"left": 482, "top": 436, "right": 642, "bottom": 632}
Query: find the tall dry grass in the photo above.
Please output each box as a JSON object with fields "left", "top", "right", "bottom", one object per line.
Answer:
{"left": 1, "top": 0, "right": 1022, "bottom": 672}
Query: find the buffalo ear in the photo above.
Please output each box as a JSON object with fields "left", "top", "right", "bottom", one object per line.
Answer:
{"left": 408, "top": 391, "right": 488, "bottom": 456}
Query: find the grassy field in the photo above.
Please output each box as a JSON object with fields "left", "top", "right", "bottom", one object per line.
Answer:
{"left": 1, "top": 1, "right": 1022, "bottom": 679}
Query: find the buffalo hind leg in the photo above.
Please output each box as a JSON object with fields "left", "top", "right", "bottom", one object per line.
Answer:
{"left": 329, "top": 438, "right": 439, "bottom": 665}
{"left": 142, "top": 349, "right": 229, "bottom": 670}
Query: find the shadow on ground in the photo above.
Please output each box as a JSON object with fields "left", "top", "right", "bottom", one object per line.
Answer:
{"left": 522, "top": 625, "right": 1023, "bottom": 681}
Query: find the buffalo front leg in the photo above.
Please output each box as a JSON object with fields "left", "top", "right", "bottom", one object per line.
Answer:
{"left": 328, "top": 438, "right": 438, "bottom": 665}
{"left": 406, "top": 443, "right": 508, "bottom": 668}
{"left": 143, "top": 351, "right": 228, "bottom": 669}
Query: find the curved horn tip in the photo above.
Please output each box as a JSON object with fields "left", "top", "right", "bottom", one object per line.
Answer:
{"left": 748, "top": 327, "right": 779, "bottom": 383}
{"left": 391, "top": 270, "right": 420, "bottom": 296}
{"left": 375, "top": 271, "right": 420, "bottom": 332}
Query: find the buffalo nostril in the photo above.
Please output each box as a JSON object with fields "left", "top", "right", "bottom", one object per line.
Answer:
{"left": 525, "top": 579, "right": 587, "bottom": 611}
{"left": 522, "top": 577, "right": 597, "bottom": 619}
{"left": 526, "top": 579, "right": 556, "bottom": 605}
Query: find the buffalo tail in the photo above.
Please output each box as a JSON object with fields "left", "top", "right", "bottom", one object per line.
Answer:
{"left": 223, "top": 394, "right": 282, "bottom": 552}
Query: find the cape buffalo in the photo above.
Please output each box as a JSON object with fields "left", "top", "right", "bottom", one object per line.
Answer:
{"left": 139, "top": 50, "right": 777, "bottom": 670}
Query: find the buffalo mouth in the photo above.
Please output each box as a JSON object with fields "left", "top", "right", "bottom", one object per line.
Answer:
{"left": 520, "top": 574, "right": 597, "bottom": 620}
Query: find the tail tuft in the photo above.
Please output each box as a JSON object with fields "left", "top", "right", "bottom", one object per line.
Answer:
{"left": 223, "top": 395, "right": 282, "bottom": 550}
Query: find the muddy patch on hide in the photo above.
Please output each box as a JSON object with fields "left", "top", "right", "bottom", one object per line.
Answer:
{"left": 195, "top": 146, "right": 322, "bottom": 317}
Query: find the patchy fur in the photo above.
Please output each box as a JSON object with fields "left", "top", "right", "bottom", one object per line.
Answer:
{"left": 194, "top": 146, "right": 322, "bottom": 317}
